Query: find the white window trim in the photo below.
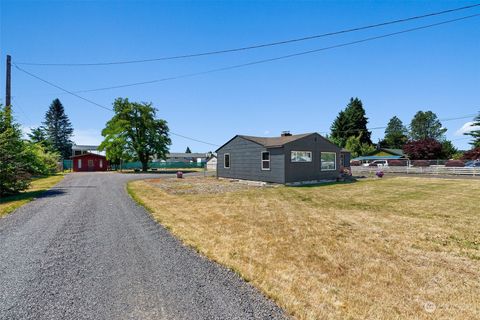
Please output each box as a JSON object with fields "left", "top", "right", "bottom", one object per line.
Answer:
{"left": 224, "top": 153, "right": 230, "bottom": 169}
{"left": 78, "top": 159, "right": 82, "bottom": 169}
{"left": 100, "top": 159, "right": 103, "bottom": 168}
{"left": 291, "top": 151, "right": 313, "bottom": 163}
{"left": 321, "top": 152, "right": 337, "bottom": 171}
{"left": 261, "top": 151, "right": 270, "bottom": 171}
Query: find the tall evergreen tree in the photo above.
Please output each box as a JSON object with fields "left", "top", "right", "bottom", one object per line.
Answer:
{"left": 43, "top": 99, "right": 74, "bottom": 159}
{"left": 0, "top": 104, "right": 31, "bottom": 196}
{"left": 409, "top": 111, "right": 446, "bottom": 141}
{"left": 465, "top": 111, "right": 480, "bottom": 148}
{"left": 330, "top": 97, "right": 371, "bottom": 147}
{"left": 185, "top": 146, "right": 192, "bottom": 153}
{"left": 382, "top": 116, "right": 408, "bottom": 149}
{"left": 28, "top": 126, "right": 51, "bottom": 150}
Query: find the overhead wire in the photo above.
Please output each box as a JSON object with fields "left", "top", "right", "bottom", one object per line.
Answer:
{"left": 14, "top": 3, "right": 480, "bottom": 66}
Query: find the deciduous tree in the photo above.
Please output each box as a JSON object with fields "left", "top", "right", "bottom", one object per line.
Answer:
{"left": 100, "top": 98, "right": 171, "bottom": 172}
{"left": 402, "top": 138, "right": 443, "bottom": 160}
{"left": 409, "top": 111, "right": 446, "bottom": 141}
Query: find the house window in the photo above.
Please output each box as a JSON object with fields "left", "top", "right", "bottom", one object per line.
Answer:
{"left": 321, "top": 152, "right": 336, "bottom": 171}
{"left": 88, "top": 159, "right": 94, "bottom": 167}
{"left": 224, "top": 153, "right": 230, "bottom": 168}
{"left": 261, "top": 151, "right": 270, "bottom": 170}
{"left": 291, "top": 151, "right": 312, "bottom": 162}
{"left": 78, "top": 159, "right": 82, "bottom": 169}
{"left": 340, "top": 153, "right": 345, "bottom": 167}
{"left": 100, "top": 159, "right": 103, "bottom": 168}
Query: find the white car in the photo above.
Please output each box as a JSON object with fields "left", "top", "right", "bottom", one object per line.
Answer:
{"left": 363, "top": 160, "right": 389, "bottom": 167}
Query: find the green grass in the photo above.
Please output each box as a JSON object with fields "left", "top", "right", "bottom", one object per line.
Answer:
{"left": 0, "top": 174, "right": 65, "bottom": 218}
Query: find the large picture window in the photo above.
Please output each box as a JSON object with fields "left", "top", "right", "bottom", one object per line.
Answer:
{"left": 321, "top": 152, "right": 336, "bottom": 171}
{"left": 291, "top": 151, "right": 312, "bottom": 162}
{"left": 261, "top": 151, "right": 270, "bottom": 170}
{"left": 224, "top": 153, "right": 230, "bottom": 168}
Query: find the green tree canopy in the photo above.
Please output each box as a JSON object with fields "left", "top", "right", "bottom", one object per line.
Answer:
{"left": 28, "top": 126, "right": 51, "bottom": 150}
{"left": 381, "top": 116, "right": 408, "bottom": 149}
{"left": 99, "top": 98, "right": 171, "bottom": 172}
{"left": 43, "top": 99, "right": 74, "bottom": 159}
{"left": 0, "top": 105, "right": 31, "bottom": 196}
{"left": 344, "top": 134, "right": 376, "bottom": 158}
{"left": 464, "top": 111, "right": 480, "bottom": 148}
{"left": 330, "top": 97, "right": 372, "bottom": 148}
{"left": 409, "top": 111, "right": 446, "bottom": 141}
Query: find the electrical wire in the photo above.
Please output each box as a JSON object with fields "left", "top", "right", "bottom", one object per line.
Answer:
{"left": 23, "top": 13, "right": 480, "bottom": 94}
{"left": 14, "top": 3, "right": 480, "bottom": 66}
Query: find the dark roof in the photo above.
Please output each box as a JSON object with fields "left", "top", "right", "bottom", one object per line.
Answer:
{"left": 238, "top": 133, "right": 314, "bottom": 148}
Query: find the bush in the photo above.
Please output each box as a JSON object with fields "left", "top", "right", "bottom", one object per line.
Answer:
{"left": 388, "top": 160, "right": 406, "bottom": 166}
{"left": 412, "top": 160, "right": 430, "bottom": 167}
{"left": 462, "top": 147, "right": 480, "bottom": 160}
{"left": 24, "top": 143, "right": 60, "bottom": 175}
{"left": 445, "top": 160, "right": 465, "bottom": 167}
{"left": 403, "top": 139, "right": 443, "bottom": 160}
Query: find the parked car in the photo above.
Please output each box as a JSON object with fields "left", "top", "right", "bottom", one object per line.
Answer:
{"left": 364, "top": 160, "right": 389, "bottom": 167}
{"left": 465, "top": 160, "right": 480, "bottom": 167}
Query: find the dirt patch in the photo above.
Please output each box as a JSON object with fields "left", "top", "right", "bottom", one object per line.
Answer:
{"left": 145, "top": 177, "right": 262, "bottom": 195}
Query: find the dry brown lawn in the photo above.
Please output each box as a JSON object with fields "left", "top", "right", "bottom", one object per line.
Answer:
{"left": 128, "top": 176, "right": 480, "bottom": 320}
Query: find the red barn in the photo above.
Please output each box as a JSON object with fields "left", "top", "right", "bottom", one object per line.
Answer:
{"left": 71, "top": 153, "right": 108, "bottom": 172}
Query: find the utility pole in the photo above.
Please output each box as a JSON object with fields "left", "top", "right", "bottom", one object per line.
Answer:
{"left": 5, "top": 54, "right": 11, "bottom": 107}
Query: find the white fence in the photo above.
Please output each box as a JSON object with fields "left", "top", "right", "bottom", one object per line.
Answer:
{"left": 351, "top": 165, "right": 480, "bottom": 176}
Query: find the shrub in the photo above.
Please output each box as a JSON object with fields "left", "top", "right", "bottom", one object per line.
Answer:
{"left": 462, "top": 147, "right": 480, "bottom": 160}
{"left": 445, "top": 160, "right": 465, "bottom": 167}
{"left": 412, "top": 160, "right": 430, "bottom": 167}
{"left": 403, "top": 139, "right": 443, "bottom": 160}
{"left": 24, "top": 143, "right": 60, "bottom": 175}
{"left": 388, "top": 160, "right": 406, "bottom": 166}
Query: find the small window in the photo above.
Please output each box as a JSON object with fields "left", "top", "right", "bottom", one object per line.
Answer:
{"left": 78, "top": 159, "right": 82, "bottom": 169}
{"left": 224, "top": 153, "right": 230, "bottom": 168}
{"left": 321, "top": 152, "right": 336, "bottom": 171}
{"left": 261, "top": 151, "right": 270, "bottom": 170}
{"left": 340, "top": 153, "right": 345, "bottom": 167}
{"left": 88, "top": 159, "right": 94, "bottom": 167}
{"left": 291, "top": 151, "right": 312, "bottom": 162}
{"left": 100, "top": 159, "right": 103, "bottom": 168}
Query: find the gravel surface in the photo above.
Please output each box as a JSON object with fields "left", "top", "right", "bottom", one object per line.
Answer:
{"left": 0, "top": 172, "right": 287, "bottom": 320}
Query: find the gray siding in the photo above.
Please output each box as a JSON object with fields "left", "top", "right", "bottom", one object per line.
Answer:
{"left": 217, "top": 136, "right": 285, "bottom": 184}
{"left": 283, "top": 134, "right": 341, "bottom": 183}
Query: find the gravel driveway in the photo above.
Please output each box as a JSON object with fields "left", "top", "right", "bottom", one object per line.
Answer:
{"left": 0, "top": 172, "right": 286, "bottom": 320}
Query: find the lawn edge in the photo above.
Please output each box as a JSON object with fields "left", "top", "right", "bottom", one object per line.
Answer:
{"left": 126, "top": 179, "right": 290, "bottom": 317}
{"left": 0, "top": 174, "right": 65, "bottom": 218}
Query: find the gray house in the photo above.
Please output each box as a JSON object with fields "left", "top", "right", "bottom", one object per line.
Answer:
{"left": 216, "top": 132, "right": 350, "bottom": 184}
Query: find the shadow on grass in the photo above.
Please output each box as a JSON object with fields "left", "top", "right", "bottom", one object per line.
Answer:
{"left": 0, "top": 188, "right": 66, "bottom": 205}
{"left": 290, "top": 179, "right": 357, "bottom": 188}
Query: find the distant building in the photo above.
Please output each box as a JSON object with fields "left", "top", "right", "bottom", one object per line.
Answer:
{"left": 163, "top": 153, "right": 208, "bottom": 163}
{"left": 216, "top": 132, "right": 350, "bottom": 184}
{"left": 72, "top": 145, "right": 102, "bottom": 156}
{"left": 206, "top": 155, "right": 217, "bottom": 171}
{"left": 352, "top": 148, "right": 407, "bottom": 163}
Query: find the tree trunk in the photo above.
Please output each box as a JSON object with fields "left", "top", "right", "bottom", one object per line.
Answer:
{"left": 141, "top": 160, "right": 148, "bottom": 172}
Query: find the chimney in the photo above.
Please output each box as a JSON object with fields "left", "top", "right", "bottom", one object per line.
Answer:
{"left": 281, "top": 131, "right": 292, "bottom": 137}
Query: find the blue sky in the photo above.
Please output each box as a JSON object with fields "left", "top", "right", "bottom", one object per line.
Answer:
{"left": 1, "top": 0, "right": 479, "bottom": 152}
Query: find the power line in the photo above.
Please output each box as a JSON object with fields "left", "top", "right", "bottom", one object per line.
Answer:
{"left": 14, "top": 3, "right": 480, "bottom": 66}
{"left": 23, "top": 13, "right": 480, "bottom": 94}
{"left": 12, "top": 63, "right": 479, "bottom": 145}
